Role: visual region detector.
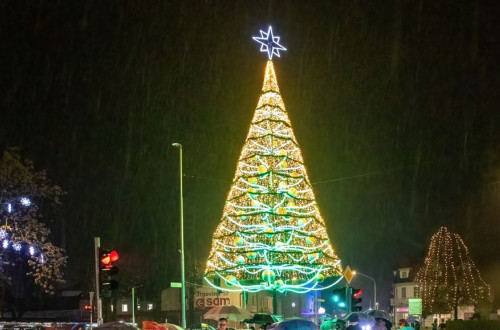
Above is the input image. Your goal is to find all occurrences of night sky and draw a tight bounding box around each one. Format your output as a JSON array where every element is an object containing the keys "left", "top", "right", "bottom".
[{"left": 1, "top": 1, "right": 499, "bottom": 310}]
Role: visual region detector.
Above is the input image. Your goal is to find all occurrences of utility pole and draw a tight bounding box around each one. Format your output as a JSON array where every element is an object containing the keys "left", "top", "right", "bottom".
[
  {"left": 172, "top": 143, "right": 186, "bottom": 329},
  {"left": 94, "top": 237, "right": 103, "bottom": 325},
  {"left": 132, "top": 287, "right": 136, "bottom": 325}
]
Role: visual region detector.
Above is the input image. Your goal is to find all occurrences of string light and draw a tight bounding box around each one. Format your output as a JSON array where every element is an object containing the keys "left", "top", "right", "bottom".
[
  {"left": 415, "top": 227, "right": 490, "bottom": 314},
  {"left": 20, "top": 197, "right": 31, "bottom": 206},
  {"left": 204, "top": 60, "right": 342, "bottom": 293}
]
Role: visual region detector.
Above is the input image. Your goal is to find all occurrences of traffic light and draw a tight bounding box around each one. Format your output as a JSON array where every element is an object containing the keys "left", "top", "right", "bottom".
[
  {"left": 332, "top": 287, "right": 347, "bottom": 308},
  {"left": 351, "top": 288, "right": 362, "bottom": 312},
  {"left": 100, "top": 249, "right": 119, "bottom": 295}
]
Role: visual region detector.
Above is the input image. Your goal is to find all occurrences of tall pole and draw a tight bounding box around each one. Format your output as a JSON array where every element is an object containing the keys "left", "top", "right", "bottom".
[
  {"left": 131, "top": 287, "right": 135, "bottom": 325},
  {"left": 346, "top": 285, "right": 351, "bottom": 315},
  {"left": 94, "top": 237, "right": 103, "bottom": 325},
  {"left": 354, "top": 271, "right": 377, "bottom": 309},
  {"left": 314, "top": 290, "right": 318, "bottom": 324},
  {"left": 172, "top": 143, "right": 186, "bottom": 329}
]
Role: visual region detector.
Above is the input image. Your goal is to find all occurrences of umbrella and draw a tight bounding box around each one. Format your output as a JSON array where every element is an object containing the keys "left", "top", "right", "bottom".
[
  {"left": 204, "top": 305, "right": 253, "bottom": 322},
  {"left": 274, "top": 319, "right": 317, "bottom": 330},
  {"left": 244, "top": 313, "right": 279, "bottom": 325},
  {"left": 405, "top": 316, "right": 419, "bottom": 323},
  {"left": 365, "top": 309, "right": 390, "bottom": 321},
  {"left": 343, "top": 312, "right": 372, "bottom": 323},
  {"left": 97, "top": 322, "right": 138, "bottom": 330},
  {"left": 159, "top": 324, "right": 183, "bottom": 330},
  {"left": 365, "top": 309, "right": 392, "bottom": 327}
]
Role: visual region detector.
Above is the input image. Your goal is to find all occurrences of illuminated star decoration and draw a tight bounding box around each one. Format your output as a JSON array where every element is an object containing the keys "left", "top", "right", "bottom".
[{"left": 253, "top": 26, "right": 287, "bottom": 60}]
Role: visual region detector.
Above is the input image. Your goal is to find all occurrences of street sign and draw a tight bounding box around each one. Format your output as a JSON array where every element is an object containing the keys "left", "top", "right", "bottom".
[
  {"left": 409, "top": 298, "right": 422, "bottom": 315},
  {"left": 171, "top": 282, "right": 182, "bottom": 288},
  {"left": 344, "top": 266, "right": 354, "bottom": 284}
]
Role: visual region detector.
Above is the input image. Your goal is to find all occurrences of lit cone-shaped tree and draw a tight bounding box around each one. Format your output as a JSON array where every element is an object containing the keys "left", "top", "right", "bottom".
[
  {"left": 416, "top": 227, "right": 491, "bottom": 319},
  {"left": 204, "top": 61, "right": 342, "bottom": 293}
]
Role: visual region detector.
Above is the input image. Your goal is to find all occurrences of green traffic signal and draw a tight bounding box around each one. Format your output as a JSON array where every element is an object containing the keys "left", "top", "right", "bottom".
[{"left": 332, "top": 287, "right": 347, "bottom": 308}]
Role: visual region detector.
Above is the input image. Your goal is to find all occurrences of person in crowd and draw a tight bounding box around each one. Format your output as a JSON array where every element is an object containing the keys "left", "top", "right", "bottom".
[
  {"left": 218, "top": 318, "right": 228, "bottom": 330},
  {"left": 373, "top": 319, "right": 389, "bottom": 330}
]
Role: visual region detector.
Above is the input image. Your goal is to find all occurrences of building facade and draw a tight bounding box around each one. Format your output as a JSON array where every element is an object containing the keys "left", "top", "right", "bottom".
[{"left": 391, "top": 267, "right": 418, "bottom": 325}]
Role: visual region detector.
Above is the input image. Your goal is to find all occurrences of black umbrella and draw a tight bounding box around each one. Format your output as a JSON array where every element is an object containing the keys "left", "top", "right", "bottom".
[
  {"left": 244, "top": 313, "right": 279, "bottom": 325},
  {"left": 365, "top": 309, "right": 393, "bottom": 328},
  {"left": 97, "top": 322, "right": 138, "bottom": 330},
  {"left": 343, "top": 312, "right": 373, "bottom": 324}
]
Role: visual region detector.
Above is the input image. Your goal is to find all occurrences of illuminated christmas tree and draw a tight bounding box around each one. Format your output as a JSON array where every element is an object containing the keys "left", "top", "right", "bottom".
[
  {"left": 416, "top": 227, "right": 491, "bottom": 319},
  {"left": 204, "top": 27, "right": 342, "bottom": 294}
]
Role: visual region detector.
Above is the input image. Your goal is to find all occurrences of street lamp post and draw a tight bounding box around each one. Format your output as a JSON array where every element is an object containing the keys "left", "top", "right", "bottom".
[
  {"left": 172, "top": 143, "right": 186, "bottom": 329},
  {"left": 353, "top": 271, "right": 377, "bottom": 309}
]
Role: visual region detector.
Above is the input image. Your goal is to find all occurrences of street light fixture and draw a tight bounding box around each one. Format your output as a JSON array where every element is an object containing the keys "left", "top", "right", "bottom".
[
  {"left": 172, "top": 143, "right": 186, "bottom": 329},
  {"left": 353, "top": 270, "right": 377, "bottom": 309}
]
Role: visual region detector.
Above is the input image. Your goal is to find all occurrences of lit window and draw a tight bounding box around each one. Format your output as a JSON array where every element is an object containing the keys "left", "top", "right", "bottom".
[
  {"left": 122, "top": 304, "right": 128, "bottom": 312},
  {"left": 111, "top": 304, "right": 114, "bottom": 312},
  {"left": 147, "top": 303, "right": 153, "bottom": 310}
]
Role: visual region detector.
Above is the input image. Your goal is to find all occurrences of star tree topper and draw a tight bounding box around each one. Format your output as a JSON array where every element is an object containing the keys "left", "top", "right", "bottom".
[{"left": 253, "top": 26, "right": 287, "bottom": 60}]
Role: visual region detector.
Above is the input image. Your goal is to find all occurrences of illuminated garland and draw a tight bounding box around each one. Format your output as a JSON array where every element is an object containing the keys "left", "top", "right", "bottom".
[
  {"left": 415, "top": 227, "right": 490, "bottom": 314},
  {"left": 204, "top": 61, "right": 342, "bottom": 293}
]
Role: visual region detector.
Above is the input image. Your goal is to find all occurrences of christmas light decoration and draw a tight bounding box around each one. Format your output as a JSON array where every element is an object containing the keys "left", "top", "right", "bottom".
[
  {"left": 204, "top": 58, "right": 342, "bottom": 293},
  {"left": 20, "top": 197, "right": 31, "bottom": 206},
  {"left": 252, "top": 26, "right": 287, "bottom": 60},
  {"left": 415, "top": 227, "right": 491, "bottom": 315}
]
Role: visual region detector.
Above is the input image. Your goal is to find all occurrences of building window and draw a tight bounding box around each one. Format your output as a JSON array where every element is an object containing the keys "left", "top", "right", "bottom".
[
  {"left": 401, "top": 287, "right": 407, "bottom": 298},
  {"left": 122, "top": 304, "right": 128, "bottom": 312},
  {"left": 401, "top": 271, "right": 408, "bottom": 278},
  {"left": 111, "top": 304, "right": 114, "bottom": 312},
  {"left": 147, "top": 303, "right": 153, "bottom": 310}
]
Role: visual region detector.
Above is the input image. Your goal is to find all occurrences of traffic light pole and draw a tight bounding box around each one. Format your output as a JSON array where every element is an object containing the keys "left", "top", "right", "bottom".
[
  {"left": 94, "top": 237, "right": 103, "bottom": 325},
  {"left": 346, "top": 286, "right": 352, "bottom": 314},
  {"left": 354, "top": 271, "right": 377, "bottom": 309}
]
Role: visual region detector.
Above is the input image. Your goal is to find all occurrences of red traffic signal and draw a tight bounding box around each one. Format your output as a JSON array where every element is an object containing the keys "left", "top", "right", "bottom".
[
  {"left": 351, "top": 288, "right": 363, "bottom": 312},
  {"left": 99, "top": 248, "right": 119, "bottom": 294},
  {"left": 84, "top": 305, "right": 92, "bottom": 310},
  {"left": 100, "top": 250, "right": 119, "bottom": 265}
]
